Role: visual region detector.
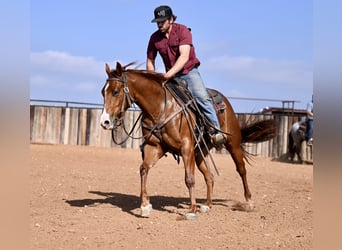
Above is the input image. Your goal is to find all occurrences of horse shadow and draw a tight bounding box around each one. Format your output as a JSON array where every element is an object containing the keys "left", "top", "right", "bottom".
[
  {"left": 273, "top": 153, "right": 313, "bottom": 165},
  {"left": 273, "top": 153, "right": 301, "bottom": 164},
  {"left": 65, "top": 191, "right": 233, "bottom": 217}
]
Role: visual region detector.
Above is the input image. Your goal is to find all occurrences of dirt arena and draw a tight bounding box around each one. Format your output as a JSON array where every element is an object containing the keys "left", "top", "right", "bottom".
[{"left": 30, "top": 144, "right": 313, "bottom": 249}]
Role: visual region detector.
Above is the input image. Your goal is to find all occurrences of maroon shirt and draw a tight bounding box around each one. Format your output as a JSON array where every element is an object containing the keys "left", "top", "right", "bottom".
[{"left": 147, "top": 23, "right": 200, "bottom": 75}]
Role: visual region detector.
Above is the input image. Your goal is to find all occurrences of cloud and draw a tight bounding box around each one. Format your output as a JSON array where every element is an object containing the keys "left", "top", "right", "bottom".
[
  {"left": 30, "top": 50, "right": 108, "bottom": 102},
  {"left": 30, "top": 75, "right": 51, "bottom": 87},
  {"left": 202, "top": 55, "right": 312, "bottom": 86},
  {"left": 31, "top": 50, "right": 105, "bottom": 78},
  {"left": 74, "top": 81, "right": 99, "bottom": 92}
]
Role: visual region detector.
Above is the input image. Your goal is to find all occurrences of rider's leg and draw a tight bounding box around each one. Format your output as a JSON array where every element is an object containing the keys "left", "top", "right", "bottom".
[
  {"left": 178, "top": 67, "right": 226, "bottom": 148},
  {"left": 306, "top": 119, "right": 313, "bottom": 144}
]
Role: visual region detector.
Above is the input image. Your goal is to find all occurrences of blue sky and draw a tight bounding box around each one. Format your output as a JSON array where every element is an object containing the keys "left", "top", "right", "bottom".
[{"left": 30, "top": 0, "right": 313, "bottom": 113}]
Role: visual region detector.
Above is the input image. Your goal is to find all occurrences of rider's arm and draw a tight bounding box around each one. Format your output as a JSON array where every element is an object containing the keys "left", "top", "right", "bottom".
[
  {"left": 146, "top": 58, "right": 155, "bottom": 72},
  {"left": 164, "top": 44, "right": 190, "bottom": 79}
]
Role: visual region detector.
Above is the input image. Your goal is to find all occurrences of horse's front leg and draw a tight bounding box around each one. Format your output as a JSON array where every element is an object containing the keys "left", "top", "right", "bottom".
[
  {"left": 182, "top": 147, "right": 197, "bottom": 216},
  {"left": 296, "top": 139, "right": 304, "bottom": 164},
  {"left": 140, "top": 144, "right": 164, "bottom": 217},
  {"left": 195, "top": 153, "right": 214, "bottom": 212},
  {"left": 139, "top": 162, "right": 152, "bottom": 217}
]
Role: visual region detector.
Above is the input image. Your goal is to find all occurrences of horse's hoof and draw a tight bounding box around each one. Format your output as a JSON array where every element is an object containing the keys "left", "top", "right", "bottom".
[
  {"left": 199, "top": 205, "right": 210, "bottom": 213},
  {"left": 232, "top": 201, "right": 255, "bottom": 212},
  {"left": 244, "top": 202, "right": 255, "bottom": 212},
  {"left": 140, "top": 204, "right": 153, "bottom": 217},
  {"left": 184, "top": 213, "right": 197, "bottom": 220}
]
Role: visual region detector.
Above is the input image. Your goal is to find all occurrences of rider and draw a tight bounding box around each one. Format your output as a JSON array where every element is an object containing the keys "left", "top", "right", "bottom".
[
  {"left": 146, "top": 5, "right": 226, "bottom": 149},
  {"left": 305, "top": 95, "right": 313, "bottom": 145}
]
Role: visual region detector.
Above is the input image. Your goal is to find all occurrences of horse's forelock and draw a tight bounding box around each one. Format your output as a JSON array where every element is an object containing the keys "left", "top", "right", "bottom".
[{"left": 109, "top": 69, "right": 117, "bottom": 77}]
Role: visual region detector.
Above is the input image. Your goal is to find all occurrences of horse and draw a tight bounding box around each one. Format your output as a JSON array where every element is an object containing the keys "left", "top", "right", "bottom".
[
  {"left": 100, "top": 62, "right": 276, "bottom": 219},
  {"left": 288, "top": 120, "right": 306, "bottom": 163}
]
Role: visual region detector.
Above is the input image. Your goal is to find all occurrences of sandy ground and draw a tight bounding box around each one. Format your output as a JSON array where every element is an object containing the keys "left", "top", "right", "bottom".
[{"left": 30, "top": 144, "right": 313, "bottom": 249}]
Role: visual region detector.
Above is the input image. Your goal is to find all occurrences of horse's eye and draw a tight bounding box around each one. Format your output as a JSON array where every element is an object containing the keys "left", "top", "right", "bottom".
[{"left": 112, "top": 89, "right": 120, "bottom": 97}]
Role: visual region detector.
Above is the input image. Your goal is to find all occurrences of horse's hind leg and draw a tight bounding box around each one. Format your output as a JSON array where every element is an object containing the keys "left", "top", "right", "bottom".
[
  {"left": 228, "top": 144, "right": 254, "bottom": 210},
  {"left": 288, "top": 133, "right": 295, "bottom": 161},
  {"left": 289, "top": 147, "right": 295, "bottom": 161},
  {"left": 296, "top": 143, "right": 303, "bottom": 164},
  {"left": 139, "top": 144, "right": 164, "bottom": 217}
]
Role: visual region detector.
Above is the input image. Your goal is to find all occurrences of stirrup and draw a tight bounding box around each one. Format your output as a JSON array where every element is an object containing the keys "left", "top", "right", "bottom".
[{"left": 211, "top": 133, "right": 226, "bottom": 150}]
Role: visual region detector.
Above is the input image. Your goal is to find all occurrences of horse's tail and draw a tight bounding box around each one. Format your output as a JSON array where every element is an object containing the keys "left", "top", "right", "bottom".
[
  {"left": 240, "top": 119, "right": 277, "bottom": 144},
  {"left": 239, "top": 119, "right": 277, "bottom": 165}
]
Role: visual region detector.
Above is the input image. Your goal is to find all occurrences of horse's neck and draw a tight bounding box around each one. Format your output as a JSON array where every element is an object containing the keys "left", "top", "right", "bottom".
[{"left": 129, "top": 77, "right": 166, "bottom": 122}]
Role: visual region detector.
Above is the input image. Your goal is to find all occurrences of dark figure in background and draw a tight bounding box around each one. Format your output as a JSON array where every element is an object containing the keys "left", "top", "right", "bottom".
[{"left": 288, "top": 120, "right": 306, "bottom": 163}]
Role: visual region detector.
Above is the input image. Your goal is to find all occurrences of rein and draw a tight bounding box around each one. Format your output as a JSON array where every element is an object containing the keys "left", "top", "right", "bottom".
[{"left": 108, "top": 72, "right": 182, "bottom": 144}]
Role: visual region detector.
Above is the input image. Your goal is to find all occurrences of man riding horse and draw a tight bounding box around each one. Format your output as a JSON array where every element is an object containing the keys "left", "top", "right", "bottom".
[{"left": 146, "top": 5, "right": 226, "bottom": 150}]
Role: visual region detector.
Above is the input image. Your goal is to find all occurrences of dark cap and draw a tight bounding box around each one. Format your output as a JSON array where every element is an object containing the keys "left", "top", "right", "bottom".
[{"left": 151, "top": 5, "right": 177, "bottom": 23}]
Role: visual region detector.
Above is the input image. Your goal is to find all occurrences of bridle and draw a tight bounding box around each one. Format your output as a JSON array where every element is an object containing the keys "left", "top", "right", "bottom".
[
  {"left": 105, "top": 72, "right": 143, "bottom": 145},
  {"left": 106, "top": 72, "right": 135, "bottom": 116}
]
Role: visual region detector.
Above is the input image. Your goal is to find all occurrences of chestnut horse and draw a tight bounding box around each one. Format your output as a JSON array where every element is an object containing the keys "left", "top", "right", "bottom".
[{"left": 100, "top": 62, "right": 276, "bottom": 219}]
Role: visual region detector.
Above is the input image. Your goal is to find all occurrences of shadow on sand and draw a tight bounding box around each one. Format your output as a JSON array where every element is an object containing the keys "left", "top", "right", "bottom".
[
  {"left": 65, "top": 191, "right": 241, "bottom": 217},
  {"left": 272, "top": 153, "right": 313, "bottom": 165}
]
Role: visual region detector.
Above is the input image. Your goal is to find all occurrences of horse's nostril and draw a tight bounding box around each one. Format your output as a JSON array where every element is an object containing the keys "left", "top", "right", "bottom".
[{"left": 104, "top": 120, "right": 110, "bottom": 125}]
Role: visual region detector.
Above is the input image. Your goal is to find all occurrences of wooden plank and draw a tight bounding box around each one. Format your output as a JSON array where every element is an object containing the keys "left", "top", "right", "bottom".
[
  {"left": 68, "top": 108, "right": 79, "bottom": 145},
  {"left": 29, "top": 105, "right": 311, "bottom": 161}
]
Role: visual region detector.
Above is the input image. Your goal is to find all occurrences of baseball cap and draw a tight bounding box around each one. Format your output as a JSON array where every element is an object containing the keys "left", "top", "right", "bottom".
[{"left": 151, "top": 5, "right": 177, "bottom": 23}]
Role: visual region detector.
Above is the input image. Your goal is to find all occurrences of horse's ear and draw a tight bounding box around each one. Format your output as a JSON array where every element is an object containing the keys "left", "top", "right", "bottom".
[
  {"left": 116, "top": 62, "right": 123, "bottom": 76},
  {"left": 105, "top": 63, "right": 111, "bottom": 75}
]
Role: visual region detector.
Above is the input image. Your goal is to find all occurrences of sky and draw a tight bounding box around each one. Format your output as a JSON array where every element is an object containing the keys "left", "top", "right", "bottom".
[{"left": 30, "top": 0, "right": 313, "bottom": 113}]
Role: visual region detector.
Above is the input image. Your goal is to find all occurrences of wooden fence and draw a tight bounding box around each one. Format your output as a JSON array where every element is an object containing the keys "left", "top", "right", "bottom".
[{"left": 30, "top": 105, "right": 313, "bottom": 161}]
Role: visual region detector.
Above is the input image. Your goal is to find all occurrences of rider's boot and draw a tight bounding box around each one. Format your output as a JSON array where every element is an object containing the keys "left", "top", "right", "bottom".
[{"left": 210, "top": 130, "right": 226, "bottom": 150}]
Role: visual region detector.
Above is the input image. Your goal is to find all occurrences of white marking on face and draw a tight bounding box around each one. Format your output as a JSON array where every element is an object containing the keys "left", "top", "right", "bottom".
[
  {"left": 100, "top": 107, "right": 113, "bottom": 129},
  {"left": 100, "top": 83, "right": 113, "bottom": 129},
  {"left": 104, "top": 82, "right": 109, "bottom": 93}
]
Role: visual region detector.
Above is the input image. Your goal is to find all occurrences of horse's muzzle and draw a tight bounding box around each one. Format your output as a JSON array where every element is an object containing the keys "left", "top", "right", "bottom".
[
  {"left": 101, "top": 120, "right": 113, "bottom": 130},
  {"left": 100, "top": 113, "right": 122, "bottom": 130},
  {"left": 100, "top": 112, "right": 113, "bottom": 130}
]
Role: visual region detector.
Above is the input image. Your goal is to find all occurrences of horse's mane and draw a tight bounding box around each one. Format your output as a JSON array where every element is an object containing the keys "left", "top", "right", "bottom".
[
  {"left": 128, "top": 69, "right": 166, "bottom": 84},
  {"left": 109, "top": 61, "right": 166, "bottom": 85}
]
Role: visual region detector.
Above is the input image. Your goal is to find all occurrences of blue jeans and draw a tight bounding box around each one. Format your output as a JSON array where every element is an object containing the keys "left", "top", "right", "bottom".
[
  {"left": 305, "top": 118, "right": 313, "bottom": 141},
  {"left": 176, "top": 67, "right": 221, "bottom": 129}
]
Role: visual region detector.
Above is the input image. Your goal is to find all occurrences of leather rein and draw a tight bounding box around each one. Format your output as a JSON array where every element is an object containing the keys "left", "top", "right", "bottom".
[{"left": 106, "top": 72, "right": 185, "bottom": 145}]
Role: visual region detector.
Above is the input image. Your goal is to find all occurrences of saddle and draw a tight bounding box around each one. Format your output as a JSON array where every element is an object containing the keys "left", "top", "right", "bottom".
[
  {"left": 165, "top": 77, "right": 196, "bottom": 111},
  {"left": 298, "top": 121, "right": 307, "bottom": 132},
  {"left": 206, "top": 88, "right": 226, "bottom": 113},
  {"left": 165, "top": 77, "right": 226, "bottom": 115}
]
